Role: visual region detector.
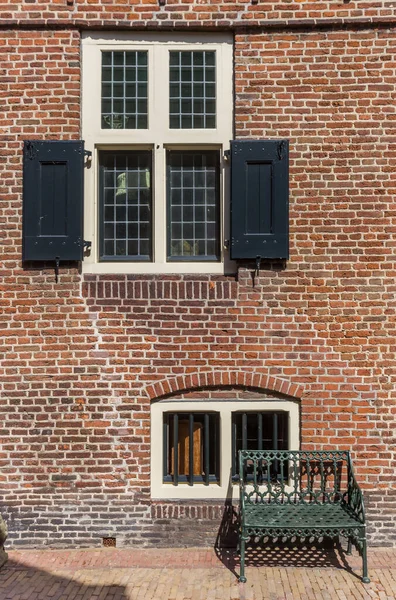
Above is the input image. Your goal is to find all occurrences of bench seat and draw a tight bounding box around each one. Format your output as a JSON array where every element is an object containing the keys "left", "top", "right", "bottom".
[{"left": 244, "top": 502, "right": 363, "bottom": 530}]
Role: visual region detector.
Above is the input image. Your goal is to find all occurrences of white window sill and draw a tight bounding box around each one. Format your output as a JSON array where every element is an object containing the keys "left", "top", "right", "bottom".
[{"left": 82, "top": 259, "right": 236, "bottom": 275}]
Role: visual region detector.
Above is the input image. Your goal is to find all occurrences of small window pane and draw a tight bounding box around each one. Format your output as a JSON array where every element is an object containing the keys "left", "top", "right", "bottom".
[
  {"left": 163, "top": 413, "right": 220, "bottom": 485},
  {"left": 126, "top": 52, "right": 136, "bottom": 66},
  {"left": 99, "top": 151, "right": 152, "bottom": 261},
  {"left": 136, "top": 115, "right": 148, "bottom": 129},
  {"left": 206, "top": 115, "right": 216, "bottom": 129},
  {"left": 104, "top": 240, "right": 114, "bottom": 255},
  {"left": 137, "top": 52, "right": 147, "bottom": 66},
  {"left": 101, "top": 51, "right": 148, "bottom": 130},
  {"left": 167, "top": 151, "right": 220, "bottom": 261},
  {"left": 169, "top": 51, "right": 216, "bottom": 129},
  {"left": 102, "top": 53, "right": 112, "bottom": 66}
]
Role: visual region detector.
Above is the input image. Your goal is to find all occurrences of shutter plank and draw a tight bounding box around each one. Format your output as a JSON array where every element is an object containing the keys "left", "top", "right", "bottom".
[
  {"left": 246, "top": 162, "right": 272, "bottom": 235},
  {"left": 40, "top": 163, "right": 68, "bottom": 236}
]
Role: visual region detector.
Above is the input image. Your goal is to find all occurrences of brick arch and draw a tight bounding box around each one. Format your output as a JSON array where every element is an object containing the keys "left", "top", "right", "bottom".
[{"left": 145, "top": 371, "right": 303, "bottom": 401}]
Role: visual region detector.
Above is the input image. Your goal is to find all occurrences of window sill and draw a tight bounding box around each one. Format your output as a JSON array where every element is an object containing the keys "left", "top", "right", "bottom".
[
  {"left": 151, "top": 483, "right": 232, "bottom": 500},
  {"left": 82, "top": 260, "right": 235, "bottom": 275}
]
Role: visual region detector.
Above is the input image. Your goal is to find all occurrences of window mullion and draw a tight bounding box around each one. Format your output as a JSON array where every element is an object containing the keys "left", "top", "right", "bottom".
[
  {"left": 153, "top": 146, "right": 166, "bottom": 263},
  {"left": 173, "top": 413, "right": 179, "bottom": 486},
  {"left": 151, "top": 45, "right": 167, "bottom": 265},
  {"left": 204, "top": 413, "right": 210, "bottom": 486},
  {"left": 189, "top": 413, "right": 194, "bottom": 486}
]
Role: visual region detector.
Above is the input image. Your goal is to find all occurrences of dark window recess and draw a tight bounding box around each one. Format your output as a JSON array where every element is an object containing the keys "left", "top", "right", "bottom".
[
  {"left": 101, "top": 50, "right": 148, "bottom": 130},
  {"left": 169, "top": 50, "right": 216, "bottom": 130},
  {"left": 23, "top": 140, "right": 85, "bottom": 262},
  {"left": 163, "top": 412, "right": 220, "bottom": 486},
  {"left": 99, "top": 150, "right": 152, "bottom": 261},
  {"left": 230, "top": 140, "right": 289, "bottom": 260},
  {"left": 167, "top": 150, "right": 220, "bottom": 261},
  {"left": 232, "top": 412, "right": 288, "bottom": 482}
]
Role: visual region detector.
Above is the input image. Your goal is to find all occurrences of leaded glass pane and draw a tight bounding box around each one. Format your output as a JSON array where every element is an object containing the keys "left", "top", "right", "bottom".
[
  {"left": 169, "top": 51, "right": 216, "bottom": 129},
  {"left": 100, "top": 151, "right": 152, "bottom": 261},
  {"left": 101, "top": 51, "right": 148, "bottom": 129},
  {"left": 167, "top": 151, "right": 220, "bottom": 260}
]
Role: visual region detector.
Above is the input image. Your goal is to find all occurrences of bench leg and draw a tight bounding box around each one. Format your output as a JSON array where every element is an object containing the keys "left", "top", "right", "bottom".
[
  {"left": 239, "top": 536, "right": 247, "bottom": 583},
  {"left": 361, "top": 537, "right": 370, "bottom": 584},
  {"left": 347, "top": 538, "right": 352, "bottom": 555}
]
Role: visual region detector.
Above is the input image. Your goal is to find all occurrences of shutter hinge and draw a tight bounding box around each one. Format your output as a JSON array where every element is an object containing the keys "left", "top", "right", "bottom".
[
  {"left": 255, "top": 255, "right": 261, "bottom": 276},
  {"left": 25, "top": 141, "right": 38, "bottom": 160},
  {"left": 252, "top": 255, "right": 261, "bottom": 288},
  {"left": 55, "top": 256, "right": 60, "bottom": 283},
  {"left": 277, "top": 141, "right": 286, "bottom": 161},
  {"left": 223, "top": 150, "right": 230, "bottom": 161},
  {"left": 83, "top": 240, "right": 92, "bottom": 254},
  {"left": 84, "top": 149, "right": 92, "bottom": 168}
]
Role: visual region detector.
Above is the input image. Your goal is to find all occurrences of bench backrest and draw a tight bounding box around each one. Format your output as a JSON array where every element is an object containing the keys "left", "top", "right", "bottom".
[{"left": 239, "top": 450, "right": 352, "bottom": 505}]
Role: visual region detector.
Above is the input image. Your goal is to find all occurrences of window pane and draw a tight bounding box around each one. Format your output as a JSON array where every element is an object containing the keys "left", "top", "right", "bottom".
[
  {"left": 231, "top": 412, "right": 289, "bottom": 481},
  {"left": 169, "top": 51, "right": 216, "bottom": 129},
  {"left": 167, "top": 151, "right": 220, "bottom": 261},
  {"left": 99, "top": 151, "right": 152, "bottom": 261},
  {"left": 163, "top": 413, "right": 219, "bottom": 485},
  {"left": 101, "top": 51, "right": 148, "bottom": 129}
]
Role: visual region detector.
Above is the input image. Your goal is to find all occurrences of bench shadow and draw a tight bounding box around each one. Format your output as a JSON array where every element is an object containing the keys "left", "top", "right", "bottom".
[
  {"left": 0, "top": 559, "right": 128, "bottom": 600},
  {"left": 214, "top": 499, "right": 359, "bottom": 581}
]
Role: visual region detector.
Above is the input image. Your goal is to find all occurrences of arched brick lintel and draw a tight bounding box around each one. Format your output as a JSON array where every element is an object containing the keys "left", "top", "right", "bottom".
[{"left": 145, "top": 371, "right": 304, "bottom": 401}]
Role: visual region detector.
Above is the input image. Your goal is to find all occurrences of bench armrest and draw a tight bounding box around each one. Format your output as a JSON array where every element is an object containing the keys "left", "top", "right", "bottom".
[
  {"left": 239, "top": 453, "right": 246, "bottom": 517},
  {"left": 347, "top": 456, "right": 366, "bottom": 523},
  {"left": 239, "top": 482, "right": 246, "bottom": 520}
]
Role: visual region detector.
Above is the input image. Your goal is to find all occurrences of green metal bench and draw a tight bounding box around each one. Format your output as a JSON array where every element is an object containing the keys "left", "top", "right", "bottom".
[{"left": 238, "top": 450, "right": 369, "bottom": 583}]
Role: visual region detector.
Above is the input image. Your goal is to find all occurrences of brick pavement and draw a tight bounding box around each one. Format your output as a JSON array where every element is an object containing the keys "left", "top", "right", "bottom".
[{"left": 0, "top": 545, "right": 395, "bottom": 600}]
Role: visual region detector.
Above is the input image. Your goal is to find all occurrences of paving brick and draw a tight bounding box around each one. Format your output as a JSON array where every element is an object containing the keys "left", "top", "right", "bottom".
[{"left": 0, "top": 547, "right": 395, "bottom": 600}]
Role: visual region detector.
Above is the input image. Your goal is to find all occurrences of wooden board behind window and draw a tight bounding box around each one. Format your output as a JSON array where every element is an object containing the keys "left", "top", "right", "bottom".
[{"left": 170, "top": 420, "right": 203, "bottom": 476}]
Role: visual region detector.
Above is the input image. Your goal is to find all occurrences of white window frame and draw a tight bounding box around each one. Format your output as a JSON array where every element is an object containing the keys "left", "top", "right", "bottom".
[
  {"left": 81, "top": 32, "right": 234, "bottom": 274},
  {"left": 150, "top": 399, "right": 300, "bottom": 500}
]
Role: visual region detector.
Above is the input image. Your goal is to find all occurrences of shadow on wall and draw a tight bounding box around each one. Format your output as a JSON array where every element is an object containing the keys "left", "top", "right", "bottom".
[{"left": 0, "top": 559, "right": 128, "bottom": 600}]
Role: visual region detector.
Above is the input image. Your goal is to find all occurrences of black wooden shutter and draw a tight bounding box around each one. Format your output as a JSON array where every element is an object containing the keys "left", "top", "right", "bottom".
[
  {"left": 23, "top": 140, "right": 85, "bottom": 261},
  {"left": 230, "top": 140, "right": 289, "bottom": 260}
]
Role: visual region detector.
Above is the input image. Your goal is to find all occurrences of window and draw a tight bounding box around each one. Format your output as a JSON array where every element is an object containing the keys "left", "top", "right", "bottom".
[
  {"left": 82, "top": 33, "right": 233, "bottom": 274},
  {"left": 151, "top": 399, "right": 299, "bottom": 499}
]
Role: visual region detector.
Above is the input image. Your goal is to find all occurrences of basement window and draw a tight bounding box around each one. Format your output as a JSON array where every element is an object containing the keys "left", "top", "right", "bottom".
[{"left": 151, "top": 399, "right": 300, "bottom": 500}]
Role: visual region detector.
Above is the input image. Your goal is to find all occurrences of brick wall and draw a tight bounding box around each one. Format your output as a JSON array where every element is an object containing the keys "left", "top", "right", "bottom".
[
  {"left": 0, "top": 0, "right": 395, "bottom": 28},
  {"left": 0, "top": 14, "right": 396, "bottom": 548}
]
